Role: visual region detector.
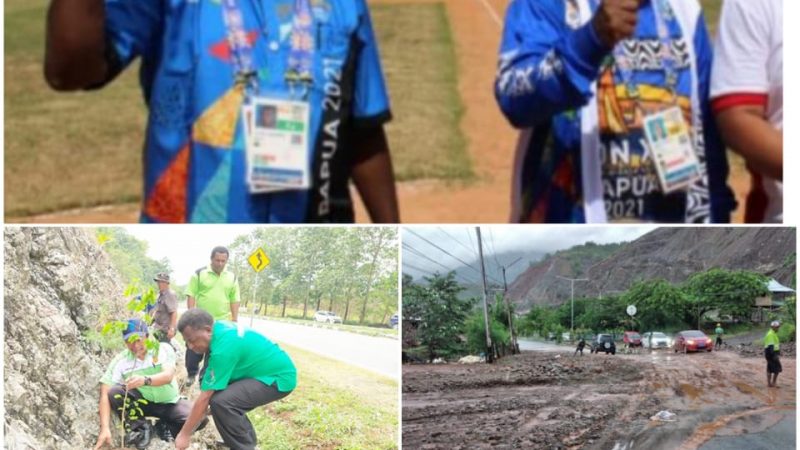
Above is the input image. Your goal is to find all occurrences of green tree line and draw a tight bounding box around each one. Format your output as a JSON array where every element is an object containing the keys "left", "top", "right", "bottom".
[{"left": 228, "top": 227, "right": 398, "bottom": 327}]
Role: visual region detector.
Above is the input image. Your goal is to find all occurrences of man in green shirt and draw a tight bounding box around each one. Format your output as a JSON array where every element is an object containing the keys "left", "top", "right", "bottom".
[
  {"left": 184, "top": 246, "right": 241, "bottom": 387},
  {"left": 714, "top": 323, "right": 724, "bottom": 350},
  {"left": 174, "top": 309, "right": 296, "bottom": 450},
  {"left": 764, "top": 320, "right": 782, "bottom": 388},
  {"left": 93, "top": 319, "right": 206, "bottom": 449}
]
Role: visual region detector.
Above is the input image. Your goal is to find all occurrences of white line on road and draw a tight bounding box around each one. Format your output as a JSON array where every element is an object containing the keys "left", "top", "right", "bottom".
[{"left": 476, "top": 0, "right": 504, "bottom": 28}]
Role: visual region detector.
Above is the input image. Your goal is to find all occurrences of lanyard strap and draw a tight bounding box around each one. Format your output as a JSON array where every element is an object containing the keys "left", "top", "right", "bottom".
[
  {"left": 220, "top": 0, "right": 316, "bottom": 94},
  {"left": 221, "top": 0, "right": 257, "bottom": 90},
  {"left": 286, "top": 0, "right": 315, "bottom": 86},
  {"left": 588, "top": 0, "right": 678, "bottom": 95}
]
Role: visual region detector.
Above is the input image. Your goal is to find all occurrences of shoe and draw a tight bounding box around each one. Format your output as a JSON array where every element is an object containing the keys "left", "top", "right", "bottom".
[
  {"left": 184, "top": 376, "right": 195, "bottom": 388},
  {"left": 154, "top": 421, "right": 174, "bottom": 442},
  {"left": 124, "top": 423, "right": 152, "bottom": 449}
]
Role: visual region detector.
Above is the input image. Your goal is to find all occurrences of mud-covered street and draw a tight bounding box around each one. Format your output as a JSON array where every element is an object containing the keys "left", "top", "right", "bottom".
[{"left": 402, "top": 349, "right": 795, "bottom": 449}]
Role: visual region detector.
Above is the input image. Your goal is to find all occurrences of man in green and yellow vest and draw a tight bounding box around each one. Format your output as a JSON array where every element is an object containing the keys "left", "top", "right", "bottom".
[
  {"left": 764, "top": 320, "right": 782, "bottom": 388},
  {"left": 184, "top": 246, "right": 241, "bottom": 388},
  {"left": 174, "top": 309, "right": 296, "bottom": 450},
  {"left": 93, "top": 319, "right": 206, "bottom": 449}
]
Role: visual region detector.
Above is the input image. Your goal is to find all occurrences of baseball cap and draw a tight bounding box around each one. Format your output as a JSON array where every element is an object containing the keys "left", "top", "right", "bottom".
[
  {"left": 770, "top": 320, "right": 781, "bottom": 327},
  {"left": 153, "top": 272, "right": 170, "bottom": 283},
  {"left": 122, "top": 319, "right": 149, "bottom": 341}
]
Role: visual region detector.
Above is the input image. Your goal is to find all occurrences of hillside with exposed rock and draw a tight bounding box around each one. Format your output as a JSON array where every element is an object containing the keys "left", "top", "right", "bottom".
[{"left": 507, "top": 227, "right": 796, "bottom": 312}]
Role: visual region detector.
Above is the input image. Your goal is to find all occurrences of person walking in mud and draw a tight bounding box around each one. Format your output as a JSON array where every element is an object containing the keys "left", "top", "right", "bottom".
[
  {"left": 574, "top": 337, "right": 586, "bottom": 356},
  {"left": 714, "top": 323, "right": 724, "bottom": 350},
  {"left": 764, "top": 320, "right": 782, "bottom": 388}
]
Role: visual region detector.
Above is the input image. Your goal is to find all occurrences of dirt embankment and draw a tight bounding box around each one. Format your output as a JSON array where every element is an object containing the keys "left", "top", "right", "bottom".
[{"left": 403, "top": 350, "right": 795, "bottom": 449}]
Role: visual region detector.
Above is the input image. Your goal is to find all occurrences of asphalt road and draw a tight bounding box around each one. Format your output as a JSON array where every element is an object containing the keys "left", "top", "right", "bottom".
[
  {"left": 517, "top": 338, "right": 573, "bottom": 352},
  {"left": 243, "top": 316, "right": 399, "bottom": 381}
]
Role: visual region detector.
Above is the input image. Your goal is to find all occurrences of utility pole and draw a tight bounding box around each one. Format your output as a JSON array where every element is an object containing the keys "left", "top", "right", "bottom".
[
  {"left": 556, "top": 276, "right": 589, "bottom": 338},
  {"left": 502, "top": 257, "right": 523, "bottom": 354},
  {"left": 476, "top": 227, "right": 494, "bottom": 363}
]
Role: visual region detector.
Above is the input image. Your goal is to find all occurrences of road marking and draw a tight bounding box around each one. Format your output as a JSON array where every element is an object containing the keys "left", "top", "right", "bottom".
[{"left": 476, "top": 0, "right": 503, "bottom": 28}]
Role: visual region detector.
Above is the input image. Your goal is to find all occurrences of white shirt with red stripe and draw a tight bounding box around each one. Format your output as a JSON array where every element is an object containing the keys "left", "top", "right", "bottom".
[{"left": 710, "top": 0, "right": 782, "bottom": 223}]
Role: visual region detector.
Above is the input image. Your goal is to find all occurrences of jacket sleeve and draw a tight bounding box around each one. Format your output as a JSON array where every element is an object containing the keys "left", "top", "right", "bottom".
[
  {"left": 494, "top": 0, "right": 610, "bottom": 128},
  {"left": 693, "top": 13, "right": 736, "bottom": 222}
]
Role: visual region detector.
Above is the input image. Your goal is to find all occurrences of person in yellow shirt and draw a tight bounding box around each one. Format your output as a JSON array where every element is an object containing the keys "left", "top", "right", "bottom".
[{"left": 764, "top": 320, "right": 782, "bottom": 388}]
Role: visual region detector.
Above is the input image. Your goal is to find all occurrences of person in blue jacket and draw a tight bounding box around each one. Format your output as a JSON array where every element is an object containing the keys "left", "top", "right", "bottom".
[
  {"left": 44, "top": 0, "right": 399, "bottom": 224},
  {"left": 495, "top": 0, "right": 735, "bottom": 223}
]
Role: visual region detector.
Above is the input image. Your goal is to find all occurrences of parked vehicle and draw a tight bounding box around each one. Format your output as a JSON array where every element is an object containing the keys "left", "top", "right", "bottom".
[
  {"left": 390, "top": 314, "right": 399, "bottom": 329},
  {"left": 623, "top": 331, "right": 643, "bottom": 347},
  {"left": 314, "top": 310, "right": 343, "bottom": 324},
  {"left": 641, "top": 331, "right": 671, "bottom": 349},
  {"left": 673, "top": 330, "right": 713, "bottom": 353},
  {"left": 590, "top": 334, "right": 616, "bottom": 355}
]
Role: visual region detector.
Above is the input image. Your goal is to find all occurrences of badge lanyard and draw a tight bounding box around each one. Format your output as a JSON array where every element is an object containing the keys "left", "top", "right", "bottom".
[
  {"left": 589, "top": 0, "right": 678, "bottom": 100},
  {"left": 221, "top": 0, "right": 316, "bottom": 100}
]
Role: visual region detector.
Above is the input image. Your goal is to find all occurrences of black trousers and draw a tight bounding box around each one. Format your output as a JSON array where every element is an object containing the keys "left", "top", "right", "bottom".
[
  {"left": 185, "top": 348, "right": 210, "bottom": 381},
  {"left": 210, "top": 379, "right": 292, "bottom": 450},
  {"left": 107, "top": 385, "right": 191, "bottom": 437}
]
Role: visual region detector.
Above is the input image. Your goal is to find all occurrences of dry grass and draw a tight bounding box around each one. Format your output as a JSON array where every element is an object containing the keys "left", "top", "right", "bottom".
[
  {"left": 4, "top": 0, "right": 147, "bottom": 217},
  {"left": 372, "top": 2, "right": 472, "bottom": 181}
]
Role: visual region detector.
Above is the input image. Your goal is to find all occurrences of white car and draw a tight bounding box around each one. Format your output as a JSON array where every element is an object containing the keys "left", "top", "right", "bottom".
[
  {"left": 314, "top": 311, "right": 342, "bottom": 324},
  {"left": 642, "top": 331, "right": 671, "bottom": 349}
]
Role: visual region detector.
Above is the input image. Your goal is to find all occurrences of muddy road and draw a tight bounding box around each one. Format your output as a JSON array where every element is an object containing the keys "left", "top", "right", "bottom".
[{"left": 402, "top": 350, "right": 795, "bottom": 449}]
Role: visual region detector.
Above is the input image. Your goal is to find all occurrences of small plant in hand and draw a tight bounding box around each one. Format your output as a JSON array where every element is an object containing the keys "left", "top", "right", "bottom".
[{"left": 99, "top": 282, "right": 159, "bottom": 448}]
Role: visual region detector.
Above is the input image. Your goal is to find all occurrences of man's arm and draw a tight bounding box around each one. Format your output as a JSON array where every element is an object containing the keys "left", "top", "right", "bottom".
[
  {"left": 93, "top": 384, "right": 113, "bottom": 450},
  {"left": 44, "top": 0, "right": 109, "bottom": 90},
  {"left": 125, "top": 365, "right": 176, "bottom": 391},
  {"left": 187, "top": 296, "right": 196, "bottom": 309},
  {"left": 175, "top": 389, "right": 214, "bottom": 450},
  {"left": 230, "top": 303, "right": 240, "bottom": 322},
  {"left": 715, "top": 106, "right": 782, "bottom": 180},
  {"left": 351, "top": 126, "right": 399, "bottom": 223},
  {"left": 168, "top": 311, "right": 178, "bottom": 339}
]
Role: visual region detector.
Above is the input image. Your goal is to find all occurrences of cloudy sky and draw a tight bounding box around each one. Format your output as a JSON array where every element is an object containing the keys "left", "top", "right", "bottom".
[
  {"left": 402, "top": 225, "right": 656, "bottom": 277},
  {"left": 127, "top": 225, "right": 262, "bottom": 285}
]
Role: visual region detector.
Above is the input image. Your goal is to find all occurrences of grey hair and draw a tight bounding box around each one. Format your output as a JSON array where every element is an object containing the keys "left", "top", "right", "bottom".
[{"left": 178, "top": 308, "right": 214, "bottom": 333}]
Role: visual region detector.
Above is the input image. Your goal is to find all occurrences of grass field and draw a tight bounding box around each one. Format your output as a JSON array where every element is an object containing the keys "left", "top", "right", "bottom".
[
  {"left": 4, "top": 1, "right": 471, "bottom": 217},
  {"left": 249, "top": 343, "right": 398, "bottom": 449}
]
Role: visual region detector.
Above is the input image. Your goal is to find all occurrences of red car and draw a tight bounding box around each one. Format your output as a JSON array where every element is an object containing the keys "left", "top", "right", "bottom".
[
  {"left": 673, "top": 330, "right": 714, "bottom": 353},
  {"left": 623, "top": 331, "right": 643, "bottom": 347}
]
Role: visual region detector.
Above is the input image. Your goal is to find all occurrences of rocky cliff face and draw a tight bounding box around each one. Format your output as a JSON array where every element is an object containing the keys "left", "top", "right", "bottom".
[
  {"left": 508, "top": 227, "right": 796, "bottom": 311},
  {"left": 4, "top": 227, "right": 126, "bottom": 449}
]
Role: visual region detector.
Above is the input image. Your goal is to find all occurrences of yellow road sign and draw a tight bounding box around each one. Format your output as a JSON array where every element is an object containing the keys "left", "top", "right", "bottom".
[{"left": 248, "top": 248, "right": 270, "bottom": 272}]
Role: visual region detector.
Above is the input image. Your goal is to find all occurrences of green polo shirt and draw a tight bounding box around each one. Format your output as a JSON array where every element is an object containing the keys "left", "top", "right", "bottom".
[
  {"left": 201, "top": 321, "right": 297, "bottom": 393},
  {"left": 100, "top": 343, "right": 179, "bottom": 404},
  {"left": 185, "top": 265, "right": 240, "bottom": 320},
  {"left": 764, "top": 329, "right": 780, "bottom": 351}
]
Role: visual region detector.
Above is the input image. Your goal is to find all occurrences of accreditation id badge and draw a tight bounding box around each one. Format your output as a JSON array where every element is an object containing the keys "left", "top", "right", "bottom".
[
  {"left": 643, "top": 106, "right": 702, "bottom": 194},
  {"left": 244, "top": 97, "right": 311, "bottom": 192}
]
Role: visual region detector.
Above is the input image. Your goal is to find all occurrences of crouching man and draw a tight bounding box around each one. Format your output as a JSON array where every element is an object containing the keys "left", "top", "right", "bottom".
[
  {"left": 94, "top": 319, "right": 203, "bottom": 449},
  {"left": 175, "top": 309, "right": 297, "bottom": 450}
]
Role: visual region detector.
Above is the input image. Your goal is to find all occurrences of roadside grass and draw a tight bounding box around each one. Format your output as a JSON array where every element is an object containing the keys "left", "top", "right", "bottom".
[
  {"left": 372, "top": 2, "right": 473, "bottom": 182},
  {"left": 4, "top": 0, "right": 146, "bottom": 217},
  {"left": 249, "top": 343, "right": 398, "bottom": 449},
  {"left": 5, "top": 0, "right": 472, "bottom": 218}
]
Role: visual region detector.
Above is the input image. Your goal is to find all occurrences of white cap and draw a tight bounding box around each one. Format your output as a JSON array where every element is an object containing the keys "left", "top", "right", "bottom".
[{"left": 771, "top": 320, "right": 781, "bottom": 327}]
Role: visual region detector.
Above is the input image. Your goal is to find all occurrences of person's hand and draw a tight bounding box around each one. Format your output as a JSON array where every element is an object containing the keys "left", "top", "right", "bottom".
[
  {"left": 125, "top": 376, "right": 146, "bottom": 391},
  {"left": 168, "top": 328, "right": 176, "bottom": 340},
  {"left": 592, "top": 0, "right": 640, "bottom": 48},
  {"left": 93, "top": 427, "right": 112, "bottom": 450},
  {"left": 175, "top": 431, "right": 191, "bottom": 450}
]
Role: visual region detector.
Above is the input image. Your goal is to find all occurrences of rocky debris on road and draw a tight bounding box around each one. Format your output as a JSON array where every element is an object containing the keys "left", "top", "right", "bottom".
[
  {"left": 725, "top": 341, "right": 796, "bottom": 358},
  {"left": 458, "top": 355, "right": 484, "bottom": 364}
]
